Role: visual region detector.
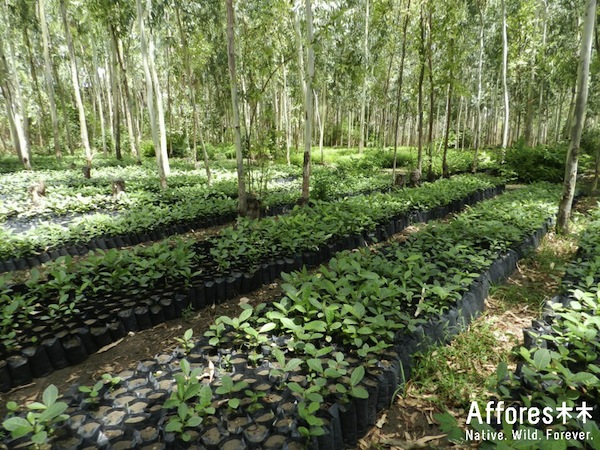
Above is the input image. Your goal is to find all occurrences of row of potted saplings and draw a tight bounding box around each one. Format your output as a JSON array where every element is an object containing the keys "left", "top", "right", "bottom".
[
  {"left": 1, "top": 185, "right": 556, "bottom": 449},
  {"left": 0, "top": 181, "right": 504, "bottom": 392}
]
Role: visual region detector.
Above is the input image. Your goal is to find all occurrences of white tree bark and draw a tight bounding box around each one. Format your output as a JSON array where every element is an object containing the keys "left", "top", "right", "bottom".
[
  {"left": 501, "top": 0, "right": 510, "bottom": 154},
  {"left": 38, "top": 0, "right": 61, "bottom": 158},
  {"left": 137, "top": 0, "right": 169, "bottom": 188},
  {"left": 60, "top": 0, "right": 92, "bottom": 169},
  {"left": 556, "top": 0, "right": 596, "bottom": 233}
]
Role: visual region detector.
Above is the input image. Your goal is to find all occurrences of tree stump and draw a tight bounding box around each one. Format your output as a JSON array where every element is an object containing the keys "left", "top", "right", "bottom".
[
  {"left": 394, "top": 173, "right": 406, "bottom": 188},
  {"left": 409, "top": 169, "right": 422, "bottom": 187},
  {"left": 28, "top": 181, "right": 46, "bottom": 207},
  {"left": 246, "top": 193, "right": 262, "bottom": 220},
  {"left": 112, "top": 179, "right": 126, "bottom": 199}
]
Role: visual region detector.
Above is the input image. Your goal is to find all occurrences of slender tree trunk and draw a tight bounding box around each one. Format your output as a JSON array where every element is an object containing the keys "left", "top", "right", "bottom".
[
  {"left": 137, "top": 0, "right": 168, "bottom": 188},
  {"left": 92, "top": 47, "right": 108, "bottom": 156},
  {"left": 501, "top": 0, "right": 510, "bottom": 157},
  {"left": 147, "top": 8, "right": 169, "bottom": 179},
  {"left": 282, "top": 58, "right": 291, "bottom": 165},
  {"left": 60, "top": 0, "right": 92, "bottom": 170},
  {"left": 473, "top": 7, "right": 485, "bottom": 171},
  {"left": 38, "top": 0, "right": 61, "bottom": 158},
  {"left": 358, "top": 0, "right": 369, "bottom": 153},
  {"left": 557, "top": 0, "right": 596, "bottom": 233},
  {"left": 226, "top": 0, "right": 247, "bottom": 215},
  {"left": 416, "top": 5, "right": 426, "bottom": 174},
  {"left": 535, "top": 0, "right": 548, "bottom": 146},
  {"left": 393, "top": 0, "right": 411, "bottom": 184},
  {"left": 113, "top": 33, "right": 139, "bottom": 161},
  {"left": 0, "top": 39, "right": 31, "bottom": 169},
  {"left": 300, "top": 0, "right": 315, "bottom": 205},
  {"left": 442, "top": 41, "right": 454, "bottom": 179},
  {"left": 426, "top": 7, "right": 434, "bottom": 180},
  {"left": 455, "top": 96, "right": 463, "bottom": 149},
  {"left": 175, "top": 5, "right": 210, "bottom": 183},
  {"left": 110, "top": 38, "right": 121, "bottom": 160},
  {"left": 22, "top": 27, "right": 43, "bottom": 148}
]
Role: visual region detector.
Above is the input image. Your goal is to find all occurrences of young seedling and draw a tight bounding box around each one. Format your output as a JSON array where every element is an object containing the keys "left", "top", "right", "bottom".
[
  {"left": 2, "top": 385, "right": 69, "bottom": 447},
  {"left": 174, "top": 328, "right": 195, "bottom": 355},
  {"left": 215, "top": 375, "right": 248, "bottom": 410}
]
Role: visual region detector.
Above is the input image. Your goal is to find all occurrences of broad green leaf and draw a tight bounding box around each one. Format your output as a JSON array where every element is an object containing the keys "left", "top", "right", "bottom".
[
  {"left": 351, "top": 365, "right": 365, "bottom": 387},
  {"left": 42, "top": 385, "right": 59, "bottom": 406}
]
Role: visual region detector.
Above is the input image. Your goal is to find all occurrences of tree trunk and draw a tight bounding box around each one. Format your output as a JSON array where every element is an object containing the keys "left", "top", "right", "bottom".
[
  {"left": 392, "top": 0, "right": 411, "bottom": 184},
  {"left": 300, "top": 0, "right": 315, "bottom": 205},
  {"left": 473, "top": 6, "right": 485, "bottom": 171},
  {"left": 416, "top": 4, "right": 426, "bottom": 174},
  {"left": 557, "top": 0, "right": 596, "bottom": 233},
  {"left": 175, "top": 5, "right": 210, "bottom": 183},
  {"left": 226, "top": 0, "right": 247, "bottom": 215},
  {"left": 0, "top": 31, "right": 31, "bottom": 169},
  {"left": 60, "top": 0, "right": 92, "bottom": 170},
  {"left": 110, "top": 38, "right": 121, "bottom": 160},
  {"left": 38, "top": 0, "right": 61, "bottom": 158},
  {"left": 358, "top": 0, "right": 369, "bottom": 154},
  {"left": 442, "top": 39, "right": 454, "bottom": 179},
  {"left": 501, "top": 0, "right": 510, "bottom": 157},
  {"left": 282, "top": 58, "right": 291, "bottom": 166},
  {"left": 426, "top": 7, "right": 434, "bottom": 180},
  {"left": 137, "top": 0, "right": 169, "bottom": 188}
]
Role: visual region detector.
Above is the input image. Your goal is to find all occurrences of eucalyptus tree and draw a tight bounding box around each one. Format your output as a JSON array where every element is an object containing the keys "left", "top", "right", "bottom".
[
  {"left": 137, "top": 0, "right": 169, "bottom": 188},
  {"left": 0, "top": 34, "right": 31, "bottom": 168},
  {"left": 556, "top": 0, "right": 596, "bottom": 234},
  {"left": 60, "top": 0, "right": 92, "bottom": 173},
  {"left": 0, "top": 1, "right": 31, "bottom": 168},
  {"left": 173, "top": 1, "right": 212, "bottom": 183},
  {"left": 226, "top": 0, "right": 247, "bottom": 215},
  {"left": 38, "top": 0, "right": 61, "bottom": 158},
  {"left": 301, "top": 0, "right": 315, "bottom": 205},
  {"left": 500, "top": 0, "right": 509, "bottom": 152},
  {"left": 357, "top": 0, "right": 369, "bottom": 153}
]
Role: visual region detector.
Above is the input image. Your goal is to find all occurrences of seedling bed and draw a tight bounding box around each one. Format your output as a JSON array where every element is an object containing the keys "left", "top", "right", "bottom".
[
  {"left": 0, "top": 183, "right": 560, "bottom": 449},
  {"left": 0, "top": 177, "right": 504, "bottom": 390}
]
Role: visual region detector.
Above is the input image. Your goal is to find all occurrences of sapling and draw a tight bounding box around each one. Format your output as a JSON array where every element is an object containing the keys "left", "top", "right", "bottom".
[{"left": 2, "top": 385, "right": 69, "bottom": 447}]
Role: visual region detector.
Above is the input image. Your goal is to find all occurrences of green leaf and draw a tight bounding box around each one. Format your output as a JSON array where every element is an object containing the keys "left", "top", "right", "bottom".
[
  {"left": 165, "top": 419, "right": 182, "bottom": 432},
  {"left": 27, "top": 402, "right": 47, "bottom": 410},
  {"left": 533, "top": 349, "right": 551, "bottom": 371},
  {"left": 42, "top": 384, "right": 59, "bottom": 406},
  {"left": 307, "top": 359, "right": 323, "bottom": 374},
  {"left": 31, "top": 430, "right": 48, "bottom": 445},
  {"left": 239, "top": 308, "right": 253, "bottom": 323},
  {"left": 350, "top": 386, "right": 369, "bottom": 399},
  {"left": 3, "top": 416, "right": 32, "bottom": 434},
  {"left": 186, "top": 415, "right": 203, "bottom": 428},
  {"left": 38, "top": 402, "right": 68, "bottom": 423},
  {"left": 258, "top": 322, "right": 276, "bottom": 333},
  {"left": 351, "top": 365, "right": 365, "bottom": 387}
]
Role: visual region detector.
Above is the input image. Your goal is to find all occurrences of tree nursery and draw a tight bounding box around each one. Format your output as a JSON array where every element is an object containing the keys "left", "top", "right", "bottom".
[{"left": 0, "top": 0, "right": 599, "bottom": 449}]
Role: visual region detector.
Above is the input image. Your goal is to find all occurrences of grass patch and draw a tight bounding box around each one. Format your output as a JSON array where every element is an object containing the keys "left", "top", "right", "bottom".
[
  {"left": 406, "top": 224, "right": 584, "bottom": 412},
  {"left": 409, "top": 320, "right": 506, "bottom": 410}
]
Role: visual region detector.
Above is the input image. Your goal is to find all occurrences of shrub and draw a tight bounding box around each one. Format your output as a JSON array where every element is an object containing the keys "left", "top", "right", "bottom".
[{"left": 503, "top": 143, "right": 567, "bottom": 183}]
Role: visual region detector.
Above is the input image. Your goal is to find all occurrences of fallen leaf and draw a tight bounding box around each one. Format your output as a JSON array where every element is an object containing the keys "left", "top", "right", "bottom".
[
  {"left": 97, "top": 338, "right": 123, "bottom": 354},
  {"left": 376, "top": 413, "right": 388, "bottom": 428}
]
